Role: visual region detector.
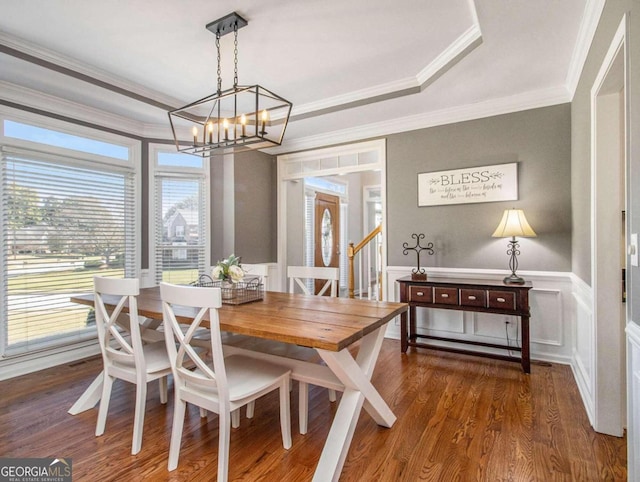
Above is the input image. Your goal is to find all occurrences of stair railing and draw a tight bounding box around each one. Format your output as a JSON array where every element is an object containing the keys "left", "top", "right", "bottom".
[{"left": 347, "top": 224, "right": 382, "bottom": 299}]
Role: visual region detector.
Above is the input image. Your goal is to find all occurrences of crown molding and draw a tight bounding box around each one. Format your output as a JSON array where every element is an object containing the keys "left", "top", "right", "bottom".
[
  {"left": 291, "top": 1, "right": 482, "bottom": 121},
  {"left": 415, "top": 22, "right": 482, "bottom": 87},
  {"left": 291, "top": 76, "right": 418, "bottom": 119},
  {"left": 0, "top": 80, "right": 146, "bottom": 135},
  {"left": 0, "top": 31, "right": 184, "bottom": 110},
  {"left": 565, "top": 0, "right": 606, "bottom": 99},
  {"left": 2, "top": 80, "right": 572, "bottom": 156},
  {"left": 139, "top": 122, "right": 176, "bottom": 140},
  {"left": 267, "top": 85, "right": 571, "bottom": 155}
]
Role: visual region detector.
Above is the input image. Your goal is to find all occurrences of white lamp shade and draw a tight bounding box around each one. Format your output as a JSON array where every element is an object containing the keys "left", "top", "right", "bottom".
[{"left": 492, "top": 209, "right": 537, "bottom": 238}]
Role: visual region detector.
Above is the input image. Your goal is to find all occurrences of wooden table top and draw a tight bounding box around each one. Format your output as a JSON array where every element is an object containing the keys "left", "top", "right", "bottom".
[{"left": 71, "top": 287, "right": 408, "bottom": 352}]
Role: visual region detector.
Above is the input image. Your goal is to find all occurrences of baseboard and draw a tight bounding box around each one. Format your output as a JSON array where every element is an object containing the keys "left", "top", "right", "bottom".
[{"left": 0, "top": 341, "right": 100, "bottom": 381}]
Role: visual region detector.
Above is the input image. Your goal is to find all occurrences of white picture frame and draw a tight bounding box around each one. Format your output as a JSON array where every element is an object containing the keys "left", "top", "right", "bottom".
[{"left": 418, "top": 162, "right": 518, "bottom": 207}]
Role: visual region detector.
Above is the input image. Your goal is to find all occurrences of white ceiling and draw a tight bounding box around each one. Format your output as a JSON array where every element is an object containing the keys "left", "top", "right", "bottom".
[{"left": 0, "top": 0, "right": 594, "bottom": 153}]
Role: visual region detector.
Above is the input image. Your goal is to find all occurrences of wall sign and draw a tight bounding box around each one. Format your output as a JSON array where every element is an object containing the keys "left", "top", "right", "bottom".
[{"left": 418, "top": 162, "right": 518, "bottom": 206}]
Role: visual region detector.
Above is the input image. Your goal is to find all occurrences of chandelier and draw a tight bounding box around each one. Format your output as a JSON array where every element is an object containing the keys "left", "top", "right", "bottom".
[{"left": 168, "top": 12, "right": 292, "bottom": 157}]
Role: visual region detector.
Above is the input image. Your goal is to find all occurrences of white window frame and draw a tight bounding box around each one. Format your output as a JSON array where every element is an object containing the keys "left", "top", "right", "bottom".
[
  {"left": 0, "top": 107, "right": 141, "bottom": 371},
  {"left": 148, "top": 144, "right": 210, "bottom": 288}
]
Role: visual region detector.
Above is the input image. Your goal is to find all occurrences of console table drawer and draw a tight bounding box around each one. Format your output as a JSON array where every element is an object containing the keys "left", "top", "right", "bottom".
[
  {"left": 409, "top": 286, "right": 432, "bottom": 303},
  {"left": 434, "top": 287, "right": 458, "bottom": 305},
  {"left": 488, "top": 290, "right": 516, "bottom": 310},
  {"left": 460, "top": 289, "right": 486, "bottom": 307}
]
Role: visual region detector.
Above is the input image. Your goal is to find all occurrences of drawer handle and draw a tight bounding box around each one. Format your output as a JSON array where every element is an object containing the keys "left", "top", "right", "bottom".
[
  {"left": 416, "top": 291, "right": 424, "bottom": 296},
  {"left": 468, "top": 295, "right": 476, "bottom": 301},
  {"left": 441, "top": 293, "right": 449, "bottom": 298},
  {"left": 496, "top": 297, "right": 506, "bottom": 303}
]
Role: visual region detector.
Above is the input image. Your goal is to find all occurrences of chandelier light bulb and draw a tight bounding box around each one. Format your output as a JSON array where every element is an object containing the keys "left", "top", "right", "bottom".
[
  {"left": 223, "top": 118, "right": 230, "bottom": 140},
  {"left": 260, "top": 109, "right": 268, "bottom": 134},
  {"left": 240, "top": 113, "right": 247, "bottom": 137}
]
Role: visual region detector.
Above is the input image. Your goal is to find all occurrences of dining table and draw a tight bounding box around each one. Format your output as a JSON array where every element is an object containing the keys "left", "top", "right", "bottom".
[{"left": 69, "top": 286, "right": 407, "bottom": 482}]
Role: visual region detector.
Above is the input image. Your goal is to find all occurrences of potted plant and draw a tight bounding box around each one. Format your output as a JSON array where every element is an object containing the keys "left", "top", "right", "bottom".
[{"left": 211, "top": 254, "right": 244, "bottom": 298}]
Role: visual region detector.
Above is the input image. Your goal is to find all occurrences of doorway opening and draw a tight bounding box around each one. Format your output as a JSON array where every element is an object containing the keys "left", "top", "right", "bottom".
[{"left": 277, "top": 140, "right": 386, "bottom": 297}]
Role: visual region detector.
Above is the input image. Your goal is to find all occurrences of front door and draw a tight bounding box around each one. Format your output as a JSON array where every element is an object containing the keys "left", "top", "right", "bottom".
[{"left": 314, "top": 192, "right": 340, "bottom": 295}]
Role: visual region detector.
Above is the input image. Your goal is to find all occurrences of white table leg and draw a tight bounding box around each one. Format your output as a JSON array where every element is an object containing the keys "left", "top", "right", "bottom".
[
  {"left": 313, "top": 324, "right": 395, "bottom": 481},
  {"left": 68, "top": 371, "right": 104, "bottom": 415}
]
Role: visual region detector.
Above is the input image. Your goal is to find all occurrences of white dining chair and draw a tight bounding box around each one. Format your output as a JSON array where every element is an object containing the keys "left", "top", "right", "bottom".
[
  {"left": 93, "top": 276, "right": 172, "bottom": 455},
  {"left": 160, "top": 282, "right": 292, "bottom": 480},
  {"left": 240, "top": 263, "right": 269, "bottom": 289},
  {"left": 286, "top": 265, "right": 342, "bottom": 433},
  {"left": 287, "top": 265, "right": 339, "bottom": 297}
]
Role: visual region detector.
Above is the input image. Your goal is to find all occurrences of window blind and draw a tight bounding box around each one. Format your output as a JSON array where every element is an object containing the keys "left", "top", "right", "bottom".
[
  {"left": 154, "top": 175, "right": 207, "bottom": 286},
  {"left": 1, "top": 149, "right": 136, "bottom": 357}
]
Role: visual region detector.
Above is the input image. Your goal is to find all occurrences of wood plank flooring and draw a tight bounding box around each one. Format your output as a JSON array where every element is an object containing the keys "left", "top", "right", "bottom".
[{"left": 0, "top": 339, "right": 627, "bottom": 481}]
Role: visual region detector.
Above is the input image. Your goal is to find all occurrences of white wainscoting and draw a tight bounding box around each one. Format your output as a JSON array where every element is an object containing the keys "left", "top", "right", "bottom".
[
  {"left": 570, "top": 273, "right": 595, "bottom": 427},
  {"left": 626, "top": 321, "right": 640, "bottom": 481},
  {"left": 385, "top": 267, "right": 574, "bottom": 365}
]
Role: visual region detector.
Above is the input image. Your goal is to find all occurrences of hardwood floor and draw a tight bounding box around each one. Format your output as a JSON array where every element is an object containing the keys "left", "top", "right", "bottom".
[{"left": 0, "top": 339, "right": 627, "bottom": 481}]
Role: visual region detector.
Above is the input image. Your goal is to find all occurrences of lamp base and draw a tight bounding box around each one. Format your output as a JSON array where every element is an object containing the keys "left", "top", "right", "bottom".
[{"left": 503, "top": 274, "right": 525, "bottom": 285}]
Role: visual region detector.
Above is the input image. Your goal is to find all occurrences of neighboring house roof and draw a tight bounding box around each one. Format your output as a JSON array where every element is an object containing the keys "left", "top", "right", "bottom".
[{"left": 164, "top": 209, "right": 198, "bottom": 229}]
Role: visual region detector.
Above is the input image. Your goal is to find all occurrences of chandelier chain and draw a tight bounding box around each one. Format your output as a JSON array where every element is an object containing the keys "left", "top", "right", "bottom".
[
  {"left": 216, "top": 31, "right": 222, "bottom": 94},
  {"left": 233, "top": 24, "right": 239, "bottom": 87}
]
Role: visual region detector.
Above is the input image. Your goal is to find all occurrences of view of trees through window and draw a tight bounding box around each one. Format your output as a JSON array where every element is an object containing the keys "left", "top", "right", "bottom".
[{"left": 2, "top": 153, "right": 135, "bottom": 355}]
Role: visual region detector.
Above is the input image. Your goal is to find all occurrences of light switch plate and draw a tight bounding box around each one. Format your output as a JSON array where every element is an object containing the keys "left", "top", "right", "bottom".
[{"left": 630, "top": 233, "right": 638, "bottom": 267}]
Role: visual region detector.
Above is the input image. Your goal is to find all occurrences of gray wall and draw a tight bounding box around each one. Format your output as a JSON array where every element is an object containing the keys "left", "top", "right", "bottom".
[
  {"left": 571, "top": 1, "right": 640, "bottom": 322},
  {"left": 233, "top": 150, "right": 277, "bottom": 263},
  {"left": 386, "top": 103, "right": 572, "bottom": 272},
  {"left": 286, "top": 180, "right": 305, "bottom": 267}
]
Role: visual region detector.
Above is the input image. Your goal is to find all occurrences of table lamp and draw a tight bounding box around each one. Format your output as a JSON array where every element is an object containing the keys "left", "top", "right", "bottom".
[{"left": 492, "top": 208, "right": 537, "bottom": 284}]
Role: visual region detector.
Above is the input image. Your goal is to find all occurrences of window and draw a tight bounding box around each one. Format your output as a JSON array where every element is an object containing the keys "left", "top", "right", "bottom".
[
  {"left": 1, "top": 119, "right": 138, "bottom": 357},
  {"left": 151, "top": 147, "right": 208, "bottom": 285},
  {"left": 4, "top": 120, "right": 129, "bottom": 160}
]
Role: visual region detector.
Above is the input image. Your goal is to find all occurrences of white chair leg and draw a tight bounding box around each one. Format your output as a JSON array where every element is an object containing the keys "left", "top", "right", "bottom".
[
  {"left": 298, "top": 381, "right": 309, "bottom": 435},
  {"left": 246, "top": 401, "right": 255, "bottom": 419},
  {"left": 199, "top": 407, "right": 207, "bottom": 418},
  {"left": 95, "top": 374, "right": 114, "bottom": 436},
  {"left": 328, "top": 389, "right": 337, "bottom": 402},
  {"left": 167, "top": 396, "right": 187, "bottom": 472},
  {"left": 280, "top": 378, "right": 292, "bottom": 449},
  {"left": 159, "top": 376, "right": 168, "bottom": 404},
  {"left": 131, "top": 381, "right": 147, "bottom": 455},
  {"left": 231, "top": 408, "right": 240, "bottom": 429},
  {"left": 218, "top": 410, "right": 231, "bottom": 482}
]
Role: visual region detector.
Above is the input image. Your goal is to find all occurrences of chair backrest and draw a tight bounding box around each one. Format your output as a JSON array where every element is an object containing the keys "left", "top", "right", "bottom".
[
  {"left": 241, "top": 264, "right": 269, "bottom": 289},
  {"left": 93, "top": 276, "right": 144, "bottom": 371},
  {"left": 287, "top": 266, "right": 339, "bottom": 297},
  {"left": 160, "top": 283, "right": 228, "bottom": 399}
]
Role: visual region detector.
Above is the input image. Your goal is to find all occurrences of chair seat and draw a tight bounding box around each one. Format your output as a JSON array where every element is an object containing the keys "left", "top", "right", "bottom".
[
  {"left": 186, "top": 355, "right": 291, "bottom": 402},
  {"left": 141, "top": 342, "right": 173, "bottom": 373}
]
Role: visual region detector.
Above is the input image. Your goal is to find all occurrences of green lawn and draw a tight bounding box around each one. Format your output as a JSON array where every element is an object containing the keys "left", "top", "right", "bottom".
[{"left": 6, "top": 255, "right": 202, "bottom": 346}]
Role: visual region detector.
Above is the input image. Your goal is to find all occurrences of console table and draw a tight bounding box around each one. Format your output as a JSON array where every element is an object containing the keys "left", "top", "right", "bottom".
[{"left": 397, "top": 276, "right": 532, "bottom": 373}]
